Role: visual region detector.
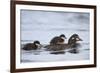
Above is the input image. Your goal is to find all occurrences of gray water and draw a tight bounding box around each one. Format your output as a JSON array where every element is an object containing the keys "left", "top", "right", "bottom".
[{"left": 20, "top": 10, "right": 90, "bottom": 62}]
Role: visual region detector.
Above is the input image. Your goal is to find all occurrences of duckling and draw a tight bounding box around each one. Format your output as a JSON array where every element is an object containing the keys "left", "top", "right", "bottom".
[
  {"left": 44, "top": 34, "right": 82, "bottom": 51},
  {"left": 67, "top": 34, "right": 83, "bottom": 54},
  {"left": 67, "top": 34, "right": 82, "bottom": 48},
  {"left": 22, "top": 41, "right": 42, "bottom": 50},
  {"left": 50, "top": 34, "right": 67, "bottom": 45}
]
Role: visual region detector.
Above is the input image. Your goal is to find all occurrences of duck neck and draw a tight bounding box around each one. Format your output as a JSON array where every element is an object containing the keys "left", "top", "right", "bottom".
[{"left": 33, "top": 43, "right": 37, "bottom": 48}]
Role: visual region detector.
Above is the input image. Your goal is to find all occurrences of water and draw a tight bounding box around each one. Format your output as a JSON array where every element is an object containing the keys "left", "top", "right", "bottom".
[{"left": 20, "top": 10, "right": 90, "bottom": 62}]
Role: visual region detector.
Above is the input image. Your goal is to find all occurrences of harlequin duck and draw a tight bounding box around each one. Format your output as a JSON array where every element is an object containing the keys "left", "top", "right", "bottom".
[
  {"left": 50, "top": 34, "right": 67, "bottom": 45},
  {"left": 22, "top": 41, "right": 42, "bottom": 50},
  {"left": 44, "top": 34, "right": 82, "bottom": 51}
]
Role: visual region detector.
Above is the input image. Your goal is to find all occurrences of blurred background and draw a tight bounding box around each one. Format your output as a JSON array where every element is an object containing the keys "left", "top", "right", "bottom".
[{"left": 21, "top": 10, "right": 90, "bottom": 45}]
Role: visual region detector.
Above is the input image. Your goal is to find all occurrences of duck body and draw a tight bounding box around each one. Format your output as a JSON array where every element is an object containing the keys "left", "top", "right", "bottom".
[
  {"left": 50, "top": 37, "right": 64, "bottom": 45},
  {"left": 22, "top": 41, "right": 42, "bottom": 50},
  {"left": 44, "top": 44, "right": 71, "bottom": 51},
  {"left": 50, "top": 34, "right": 67, "bottom": 45},
  {"left": 44, "top": 34, "right": 82, "bottom": 51}
]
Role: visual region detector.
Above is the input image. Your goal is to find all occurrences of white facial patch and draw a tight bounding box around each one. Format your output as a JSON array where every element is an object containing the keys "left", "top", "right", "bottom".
[
  {"left": 76, "top": 41, "right": 80, "bottom": 43},
  {"left": 76, "top": 38, "right": 79, "bottom": 41},
  {"left": 61, "top": 37, "right": 66, "bottom": 40},
  {"left": 35, "top": 43, "right": 41, "bottom": 47}
]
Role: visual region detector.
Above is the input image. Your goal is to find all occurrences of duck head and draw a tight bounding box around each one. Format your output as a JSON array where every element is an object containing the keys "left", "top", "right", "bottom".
[
  {"left": 33, "top": 41, "right": 42, "bottom": 49},
  {"left": 60, "top": 34, "right": 67, "bottom": 39},
  {"left": 68, "top": 34, "right": 82, "bottom": 46}
]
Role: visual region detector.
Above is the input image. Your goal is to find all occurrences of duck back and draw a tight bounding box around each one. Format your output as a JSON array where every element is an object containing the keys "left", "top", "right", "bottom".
[
  {"left": 50, "top": 37, "right": 64, "bottom": 45},
  {"left": 44, "top": 44, "right": 70, "bottom": 51},
  {"left": 22, "top": 43, "right": 37, "bottom": 50}
]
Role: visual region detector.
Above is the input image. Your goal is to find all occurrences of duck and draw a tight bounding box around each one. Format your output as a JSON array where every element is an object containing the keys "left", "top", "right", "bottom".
[
  {"left": 44, "top": 34, "right": 82, "bottom": 51},
  {"left": 50, "top": 34, "right": 67, "bottom": 45},
  {"left": 22, "top": 40, "right": 42, "bottom": 50},
  {"left": 67, "top": 34, "right": 82, "bottom": 48}
]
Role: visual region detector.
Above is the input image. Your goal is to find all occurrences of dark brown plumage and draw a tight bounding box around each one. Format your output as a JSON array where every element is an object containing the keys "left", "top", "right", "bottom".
[
  {"left": 44, "top": 34, "right": 82, "bottom": 51},
  {"left": 50, "top": 34, "right": 66, "bottom": 45},
  {"left": 22, "top": 41, "right": 42, "bottom": 50}
]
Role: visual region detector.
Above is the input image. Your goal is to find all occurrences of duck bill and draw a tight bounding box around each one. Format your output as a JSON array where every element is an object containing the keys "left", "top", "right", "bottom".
[
  {"left": 64, "top": 36, "right": 67, "bottom": 39},
  {"left": 62, "top": 36, "right": 67, "bottom": 39},
  {"left": 79, "top": 38, "right": 83, "bottom": 41},
  {"left": 76, "top": 37, "right": 83, "bottom": 41},
  {"left": 39, "top": 44, "right": 43, "bottom": 47},
  {"left": 65, "top": 37, "right": 67, "bottom": 39}
]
